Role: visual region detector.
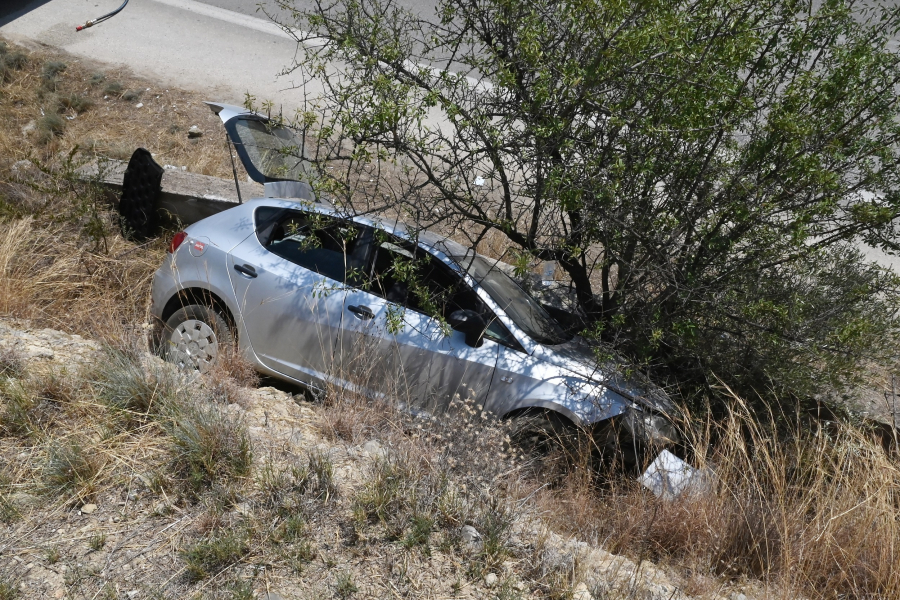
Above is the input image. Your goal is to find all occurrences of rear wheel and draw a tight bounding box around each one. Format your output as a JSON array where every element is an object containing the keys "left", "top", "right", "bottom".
[{"left": 160, "top": 304, "right": 233, "bottom": 373}]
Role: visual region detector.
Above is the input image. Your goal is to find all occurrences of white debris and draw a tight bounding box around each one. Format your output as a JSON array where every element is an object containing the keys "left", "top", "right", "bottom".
[
  {"left": 474, "top": 176, "right": 485, "bottom": 186},
  {"left": 639, "top": 450, "right": 711, "bottom": 500},
  {"left": 135, "top": 102, "right": 143, "bottom": 108}
]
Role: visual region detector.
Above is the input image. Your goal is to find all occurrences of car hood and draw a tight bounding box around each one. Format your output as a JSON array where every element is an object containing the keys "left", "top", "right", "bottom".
[{"left": 532, "top": 336, "right": 676, "bottom": 415}]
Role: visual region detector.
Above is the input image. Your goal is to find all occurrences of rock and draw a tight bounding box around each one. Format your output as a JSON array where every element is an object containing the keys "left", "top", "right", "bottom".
[
  {"left": 126, "top": 591, "right": 139, "bottom": 599},
  {"left": 484, "top": 573, "right": 498, "bottom": 587},
  {"left": 188, "top": 125, "right": 203, "bottom": 139},
  {"left": 21, "top": 121, "right": 36, "bottom": 136},
  {"left": 135, "top": 103, "right": 143, "bottom": 108},
  {"left": 261, "top": 594, "right": 286, "bottom": 600},
  {"left": 572, "top": 582, "right": 594, "bottom": 600},
  {"left": 360, "top": 439, "right": 387, "bottom": 459},
  {"left": 460, "top": 525, "right": 483, "bottom": 553},
  {"left": 80, "top": 503, "right": 97, "bottom": 514},
  {"left": 729, "top": 594, "right": 748, "bottom": 600}
]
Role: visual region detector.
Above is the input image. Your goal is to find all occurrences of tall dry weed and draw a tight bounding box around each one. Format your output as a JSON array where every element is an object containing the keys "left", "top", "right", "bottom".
[{"left": 538, "top": 390, "right": 900, "bottom": 599}]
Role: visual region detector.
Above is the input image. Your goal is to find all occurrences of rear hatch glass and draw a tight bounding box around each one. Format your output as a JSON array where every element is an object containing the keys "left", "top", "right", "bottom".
[{"left": 224, "top": 117, "right": 310, "bottom": 183}]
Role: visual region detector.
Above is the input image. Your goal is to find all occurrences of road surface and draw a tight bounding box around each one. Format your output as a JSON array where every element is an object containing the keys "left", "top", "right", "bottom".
[{"left": 0, "top": 0, "right": 323, "bottom": 114}]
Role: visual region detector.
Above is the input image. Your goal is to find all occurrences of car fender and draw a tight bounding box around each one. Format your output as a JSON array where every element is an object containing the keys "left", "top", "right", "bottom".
[{"left": 486, "top": 345, "right": 632, "bottom": 427}]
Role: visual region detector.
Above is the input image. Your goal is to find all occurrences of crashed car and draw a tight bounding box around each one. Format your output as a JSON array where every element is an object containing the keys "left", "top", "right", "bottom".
[{"left": 148, "top": 102, "right": 679, "bottom": 463}]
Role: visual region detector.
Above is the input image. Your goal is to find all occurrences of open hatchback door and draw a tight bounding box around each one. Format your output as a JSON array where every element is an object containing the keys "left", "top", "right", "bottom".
[{"left": 205, "top": 101, "right": 318, "bottom": 202}]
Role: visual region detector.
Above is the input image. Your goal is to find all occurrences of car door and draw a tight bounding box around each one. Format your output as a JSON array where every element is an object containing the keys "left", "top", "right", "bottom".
[
  {"left": 227, "top": 207, "right": 367, "bottom": 386},
  {"left": 340, "top": 235, "right": 506, "bottom": 413},
  {"left": 406, "top": 251, "right": 509, "bottom": 414},
  {"left": 329, "top": 231, "right": 432, "bottom": 402}
]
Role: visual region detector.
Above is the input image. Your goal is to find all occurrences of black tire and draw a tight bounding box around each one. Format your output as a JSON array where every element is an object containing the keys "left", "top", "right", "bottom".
[
  {"left": 508, "top": 410, "right": 585, "bottom": 471},
  {"left": 592, "top": 416, "right": 649, "bottom": 473},
  {"left": 159, "top": 304, "right": 233, "bottom": 373}
]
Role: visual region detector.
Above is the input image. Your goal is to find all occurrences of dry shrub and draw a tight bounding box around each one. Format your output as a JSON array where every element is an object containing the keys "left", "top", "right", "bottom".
[
  {"left": 537, "top": 392, "right": 900, "bottom": 599},
  {"left": 91, "top": 347, "right": 182, "bottom": 426},
  {"left": 201, "top": 347, "right": 260, "bottom": 407},
  {"left": 167, "top": 400, "right": 253, "bottom": 495},
  {"left": 0, "top": 345, "right": 25, "bottom": 379},
  {"left": 0, "top": 215, "right": 163, "bottom": 346}
]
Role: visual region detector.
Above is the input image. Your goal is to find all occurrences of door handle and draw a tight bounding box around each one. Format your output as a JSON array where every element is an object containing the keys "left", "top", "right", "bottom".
[
  {"left": 348, "top": 305, "right": 374, "bottom": 320},
  {"left": 234, "top": 264, "right": 257, "bottom": 278}
]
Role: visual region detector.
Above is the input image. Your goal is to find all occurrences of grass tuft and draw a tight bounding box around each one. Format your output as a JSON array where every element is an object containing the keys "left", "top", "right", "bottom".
[
  {"left": 92, "top": 347, "right": 180, "bottom": 422},
  {"left": 0, "top": 346, "right": 25, "bottom": 379},
  {"left": 167, "top": 401, "right": 252, "bottom": 495},
  {"left": 122, "top": 89, "right": 143, "bottom": 102},
  {"left": 56, "top": 93, "right": 93, "bottom": 114},
  {"left": 0, "top": 50, "right": 27, "bottom": 83},
  {"left": 39, "top": 60, "right": 66, "bottom": 94},
  {"left": 335, "top": 571, "right": 358, "bottom": 599},
  {"left": 41, "top": 60, "right": 66, "bottom": 79},
  {"left": 103, "top": 81, "right": 123, "bottom": 96},
  {"left": 0, "top": 576, "right": 18, "bottom": 600},
  {"left": 3, "top": 52, "right": 27, "bottom": 70},
  {"left": 36, "top": 113, "right": 65, "bottom": 144},
  {"left": 0, "top": 379, "right": 39, "bottom": 437},
  {"left": 181, "top": 529, "right": 249, "bottom": 582},
  {"left": 88, "top": 531, "right": 106, "bottom": 551},
  {"left": 43, "top": 439, "right": 102, "bottom": 498}
]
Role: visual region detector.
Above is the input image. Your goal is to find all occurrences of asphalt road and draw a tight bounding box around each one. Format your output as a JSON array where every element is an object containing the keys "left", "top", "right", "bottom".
[
  {"left": 196, "top": 0, "right": 440, "bottom": 23},
  {"left": 0, "top": 0, "right": 323, "bottom": 113}
]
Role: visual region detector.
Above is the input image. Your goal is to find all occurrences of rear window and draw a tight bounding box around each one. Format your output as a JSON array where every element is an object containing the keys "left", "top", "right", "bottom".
[{"left": 227, "top": 117, "right": 309, "bottom": 182}]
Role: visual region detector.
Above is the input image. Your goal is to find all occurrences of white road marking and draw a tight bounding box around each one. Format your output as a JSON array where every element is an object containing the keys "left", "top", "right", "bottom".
[{"left": 150, "top": 0, "right": 302, "bottom": 41}]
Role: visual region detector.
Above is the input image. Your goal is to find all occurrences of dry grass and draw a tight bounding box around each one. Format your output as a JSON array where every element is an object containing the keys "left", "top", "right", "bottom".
[
  {"left": 0, "top": 38, "right": 242, "bottom": 178},
  {"left": 532, "top": 391, "right": 900, "bottom": 599}
]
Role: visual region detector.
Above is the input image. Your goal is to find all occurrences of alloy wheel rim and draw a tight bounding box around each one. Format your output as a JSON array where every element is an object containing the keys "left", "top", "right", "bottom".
[{"left": 167, "top": 319, "right": 218, "bottom": 373}]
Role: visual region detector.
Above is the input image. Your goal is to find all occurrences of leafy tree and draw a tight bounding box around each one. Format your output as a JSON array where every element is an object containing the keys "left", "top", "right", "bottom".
[{"left": 268, "top": 0, "right": 900, "bottom": 405}]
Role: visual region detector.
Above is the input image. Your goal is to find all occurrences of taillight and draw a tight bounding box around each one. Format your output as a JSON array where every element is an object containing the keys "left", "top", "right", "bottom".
[{"left": 168, "top": 231, "right": 188, "bottom": 253}]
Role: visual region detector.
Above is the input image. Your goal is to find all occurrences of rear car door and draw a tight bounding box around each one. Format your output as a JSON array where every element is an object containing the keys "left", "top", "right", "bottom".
[{"left": 227, "top": 207, "right": 367, "bottom": 386}]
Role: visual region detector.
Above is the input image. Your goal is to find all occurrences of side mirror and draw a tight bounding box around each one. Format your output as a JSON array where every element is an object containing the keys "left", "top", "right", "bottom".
[{"left": 447, "top": 309, "right": 487, "bottom": 347}]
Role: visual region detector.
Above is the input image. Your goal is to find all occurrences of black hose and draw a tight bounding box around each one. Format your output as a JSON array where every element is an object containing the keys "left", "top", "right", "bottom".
[{"left": 76, "top": 0, "right": 130, "bottom": 31}]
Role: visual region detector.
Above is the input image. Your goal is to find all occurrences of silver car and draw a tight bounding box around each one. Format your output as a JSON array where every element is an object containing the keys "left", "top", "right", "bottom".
[{"left": 147, "top": 102, "right": 678, "bottom": 461}]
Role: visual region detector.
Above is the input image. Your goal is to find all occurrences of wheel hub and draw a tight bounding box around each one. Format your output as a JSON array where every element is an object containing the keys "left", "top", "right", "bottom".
[{"left": 167, "top": 319, "right": 218, "bottom": 373}]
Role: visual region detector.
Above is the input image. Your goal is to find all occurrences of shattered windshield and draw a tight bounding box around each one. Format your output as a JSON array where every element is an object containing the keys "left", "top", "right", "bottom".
[
  {"left": 453, "top": 253, "right": 572, "bottom": 346},
  {"left": 229, "top": 118, "right": 309, "bottom": 182}
]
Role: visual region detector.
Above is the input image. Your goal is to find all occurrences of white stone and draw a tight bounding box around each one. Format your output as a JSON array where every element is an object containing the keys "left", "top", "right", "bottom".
[
  {"left": 80, "top": 503, "right": 97, "bottom": 514},
  {"left": 360, "top": 439, "right": 387, "bottom": 458},
  {"left": 484, "top": 573, "right": 498, "bottom": 587},
  {"left": 572, "top": 582, "right": 594, "bottom": 600}
]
